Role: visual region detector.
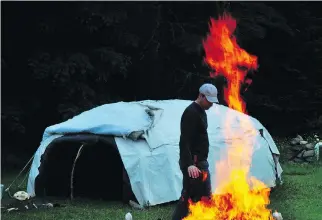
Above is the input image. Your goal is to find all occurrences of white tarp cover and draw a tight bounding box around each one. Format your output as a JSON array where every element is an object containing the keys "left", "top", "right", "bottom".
[{"left": 27, "top": 99, "right": 282, "bottom": 206}]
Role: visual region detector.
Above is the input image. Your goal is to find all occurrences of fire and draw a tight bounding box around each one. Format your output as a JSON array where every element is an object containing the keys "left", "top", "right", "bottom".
[
  {"left": 184, "top": 12, "right": 274, "bottom": 220},
  {"left": 203, "top": 12, "right": 258, "bottom": 113}
]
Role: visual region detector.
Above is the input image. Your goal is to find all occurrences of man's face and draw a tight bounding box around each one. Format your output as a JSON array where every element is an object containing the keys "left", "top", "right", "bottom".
[{"left": 201, "top": 95, "right": 213, "bottom": 110}]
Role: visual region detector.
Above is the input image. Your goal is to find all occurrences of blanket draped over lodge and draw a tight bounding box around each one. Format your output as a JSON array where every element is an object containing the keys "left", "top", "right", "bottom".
[{"left": 27, "top": 100, "right": 283, "bottom": 206}]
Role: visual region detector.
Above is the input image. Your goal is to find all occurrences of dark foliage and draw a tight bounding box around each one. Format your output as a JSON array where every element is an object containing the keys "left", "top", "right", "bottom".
[{"left": 1, "top": 2, "right": 322, "bottom": 165}]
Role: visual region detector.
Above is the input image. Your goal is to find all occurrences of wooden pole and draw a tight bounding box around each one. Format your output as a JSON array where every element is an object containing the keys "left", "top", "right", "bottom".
[{"left": 70, "top": 144, "right": 85, "bottom": 200}]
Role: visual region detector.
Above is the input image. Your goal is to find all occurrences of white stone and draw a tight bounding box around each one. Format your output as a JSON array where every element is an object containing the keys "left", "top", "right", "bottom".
[
  {"left": 125, "top": 212, "right": 133, "bottom": 220},
  {"left": 272, "top": 211, "right": 283, "bottom": 220},
  {"left": 13, "top": 191, "right": 30, "bottom": 201}
]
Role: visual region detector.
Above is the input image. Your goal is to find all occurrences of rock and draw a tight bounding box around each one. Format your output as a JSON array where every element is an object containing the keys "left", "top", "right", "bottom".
[
  {"left": 304, "top": 143, "right": 315, "bottom": 150},
  {"left": 125, "top": 212, "right": 132, "bottom": 220},
  {"left": 296, "top": 150, "right": 305, "bottom": 158},
  {"left": 272, "top": 211, "right": 283, "bottom": 220},
  {"left": 293, "top": 157, "right": 307, "bottom": 163},
  {"left": 13, "top": 191, "right": 30, "bottom": 201},
  {"left": 297, "top": 134, "right": 304, "bottom": 141},
  {"left": 129, "top": 200, "right": 144, "bottom": 210},
  {"left": 290, "top": 139, "right": 299, "bottom": 145},
  {"left": 300, "top": 140, "right": 308, "bottom": 145},
  {"left": 303, "top": 150, "right": 315, "bottom": 158},
  {"left": 291, "top": 135, "right": 303, "bottom": 145},
  {"left": 305, "top": 157, "right": 315, "bottom": 162},
  {"left": 290, "top": 145, "right": 304, "bottom": 152}
]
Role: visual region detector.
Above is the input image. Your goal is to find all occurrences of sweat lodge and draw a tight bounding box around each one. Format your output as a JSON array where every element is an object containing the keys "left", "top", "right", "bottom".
[{"left": 26, "top": 99, "right": 283, "bottom": 207}]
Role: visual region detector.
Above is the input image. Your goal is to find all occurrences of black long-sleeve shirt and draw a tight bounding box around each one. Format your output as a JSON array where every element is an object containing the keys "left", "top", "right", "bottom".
[{"left": 179, "top": 102, "right": 209, "bottom": 170}]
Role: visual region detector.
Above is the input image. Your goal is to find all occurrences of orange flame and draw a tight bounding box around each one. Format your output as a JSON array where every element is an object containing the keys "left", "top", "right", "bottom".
[
  {"left": 203, "top": 12, "right": 258, "bottom": 113},
  {"left": 184, "top": 12, "right": 274, "bottom": 220}
]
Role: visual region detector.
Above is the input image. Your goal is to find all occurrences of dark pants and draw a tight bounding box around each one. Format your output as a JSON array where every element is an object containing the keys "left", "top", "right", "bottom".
[{"left": 171, "top": 163, "right": 212, "bottom": 220}]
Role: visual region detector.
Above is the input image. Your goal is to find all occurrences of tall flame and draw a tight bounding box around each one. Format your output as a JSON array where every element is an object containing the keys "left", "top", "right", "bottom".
[
  {"left": 184, "top": 12, "right": 274, "bottom": 220},
  {"left": 203, "top": 13, "right": 258, "bottom": 113}
]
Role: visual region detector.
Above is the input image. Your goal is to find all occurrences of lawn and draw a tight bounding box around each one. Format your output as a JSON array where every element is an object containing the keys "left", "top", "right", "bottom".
[{"left": 1, "top": 161, "right": 321, "bottom": 220}]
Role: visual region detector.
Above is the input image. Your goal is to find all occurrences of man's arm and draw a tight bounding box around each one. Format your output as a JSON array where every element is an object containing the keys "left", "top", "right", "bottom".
[{"left": 179, "top": 110, "right": 196, "bottom": 169}]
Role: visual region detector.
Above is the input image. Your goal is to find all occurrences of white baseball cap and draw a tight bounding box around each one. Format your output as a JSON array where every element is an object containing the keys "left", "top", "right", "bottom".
[{"left": 199, "top": 83, "right": 219, "bottom": 103}]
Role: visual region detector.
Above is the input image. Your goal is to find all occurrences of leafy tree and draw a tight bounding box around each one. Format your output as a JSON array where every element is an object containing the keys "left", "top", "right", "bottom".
[{"left": 1, "top": 1, "right": 322, "bottom": 162}]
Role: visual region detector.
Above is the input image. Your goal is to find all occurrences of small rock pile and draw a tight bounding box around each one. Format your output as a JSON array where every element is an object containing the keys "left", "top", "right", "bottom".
[{"left": 287, "top": 135, "right": 320, "bottom": 163}]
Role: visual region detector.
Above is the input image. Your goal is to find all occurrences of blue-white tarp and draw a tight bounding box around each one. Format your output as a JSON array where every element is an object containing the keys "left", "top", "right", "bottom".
[{"left": 27, "top": 100, "right": 282, "bottom": 206}]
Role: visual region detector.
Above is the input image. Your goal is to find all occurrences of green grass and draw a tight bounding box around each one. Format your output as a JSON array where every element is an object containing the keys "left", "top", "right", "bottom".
[
  {"left": 268, "top": 162, "right": 322, "bottom": 220},
  {"left": 1, "top": 163, "right": 322, "bottom": 220}
]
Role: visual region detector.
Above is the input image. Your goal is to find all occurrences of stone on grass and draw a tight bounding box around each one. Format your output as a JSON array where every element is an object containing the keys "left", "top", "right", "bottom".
[
  {"left": 290, "top": 145, "right": 303, "bottom": 152},
  {"left": 272, "top": 211, "right": 283, "bottom": 220},
  {"left": 303, "top": 150, "right": 315, "bottom": 158},
  {"left": 305, "top": 143, "right": 315, "bottom": 150},
  {"left": 125, "top": 212, "right": 132, "bottom": 220}
]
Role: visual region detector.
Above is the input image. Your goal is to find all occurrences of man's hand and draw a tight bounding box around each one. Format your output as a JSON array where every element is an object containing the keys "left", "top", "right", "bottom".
[{"left": 188, "top": 165, "right": 201, "bottom": 178}]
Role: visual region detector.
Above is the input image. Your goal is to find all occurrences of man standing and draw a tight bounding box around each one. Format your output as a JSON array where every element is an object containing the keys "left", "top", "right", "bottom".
[{"left": 172, "top": 83, "right": 219, "bottom": 220}]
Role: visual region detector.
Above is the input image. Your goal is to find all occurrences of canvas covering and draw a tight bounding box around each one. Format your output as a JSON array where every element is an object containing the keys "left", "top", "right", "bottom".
[{"left": 27, "top": 100, "right": 282, "bottom": 206}]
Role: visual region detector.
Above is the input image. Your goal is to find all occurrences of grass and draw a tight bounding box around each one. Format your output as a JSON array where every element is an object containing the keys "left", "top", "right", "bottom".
[
  {"left": 268, "top": 162, "right": 322, "bottom": 220},
  {"left": 2, "top": 133, "right": 322, "bottom": 220},
  {"left": 1, "top": 162, "right": 322, "bottom": 220}
]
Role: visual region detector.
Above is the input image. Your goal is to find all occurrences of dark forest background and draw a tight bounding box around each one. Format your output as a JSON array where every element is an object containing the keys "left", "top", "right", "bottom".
[{"left": 2, "top": 1, "right": 322, "bottom": 169}]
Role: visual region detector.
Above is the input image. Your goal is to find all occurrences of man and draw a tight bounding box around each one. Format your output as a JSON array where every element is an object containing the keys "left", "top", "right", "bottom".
[{"left": 172, "top": 83, "right": 219, "bottom": 220}]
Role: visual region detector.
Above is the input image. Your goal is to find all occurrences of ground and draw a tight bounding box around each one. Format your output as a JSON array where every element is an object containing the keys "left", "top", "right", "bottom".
[{"left": 1, "top": 139, "right": 322, "bottom": 220}]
